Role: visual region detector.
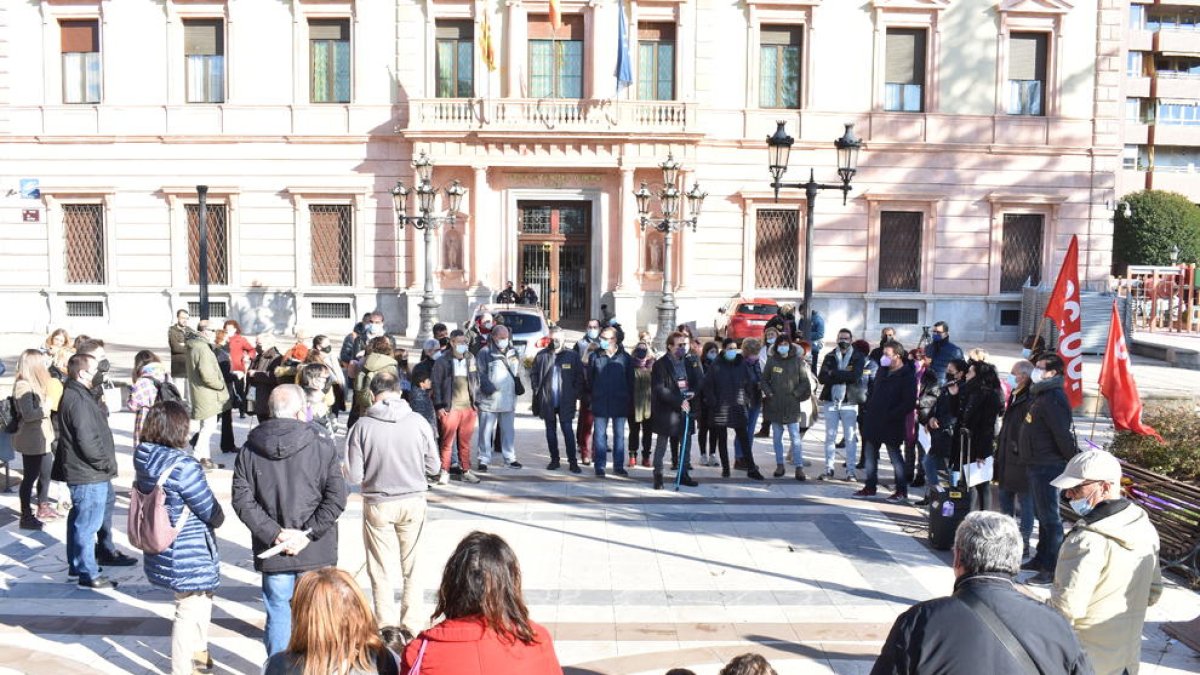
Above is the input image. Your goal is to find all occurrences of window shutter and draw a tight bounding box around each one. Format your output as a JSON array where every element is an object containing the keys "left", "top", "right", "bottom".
[
  {"left": 184, "top": 20, "right": 223, "bottom": 56},
  {"left": 436, "top": 19, "right": 473, "bottom": 41},
  {"left": 61, "top": 20, "right": 99, "bottom": 53},
  {"left": 1009, "top": 33, "right": 1047, "bottom": 81},
  {"left": 760, "top": 26, "right": 802, "bottom": 47},
  {"left": 638, "top": 22, "right": 675, "bottom": 42},
  {"left": 528, "top": 14, "right": 584, "bottom": 40},
  {"left": 310, "top": 19, "right": 349, "bottom": 41},
  {"left": 885, "top": 28, "right": 925, "bottom": 84}
]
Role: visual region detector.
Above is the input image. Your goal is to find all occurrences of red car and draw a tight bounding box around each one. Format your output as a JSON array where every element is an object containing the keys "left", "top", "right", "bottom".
[{"left": 715, "top": 298, "right": 779, "bottom": 340}]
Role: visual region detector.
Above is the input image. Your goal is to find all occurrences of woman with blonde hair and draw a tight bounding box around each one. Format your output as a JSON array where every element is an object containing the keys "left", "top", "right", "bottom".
[
  {"left": 44, "top": 329, "right": 72, "bottom": 381},
  {"left": 13, "top": 349, "right": 57, "bottom": 529},
  {"left": 264, "top": 567, "right": 398, "bottom": 675}
]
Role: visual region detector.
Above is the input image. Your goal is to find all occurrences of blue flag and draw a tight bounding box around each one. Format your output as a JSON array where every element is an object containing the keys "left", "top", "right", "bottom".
[{"left": 615, "top": 1, "right": 633, "bottom": 91}]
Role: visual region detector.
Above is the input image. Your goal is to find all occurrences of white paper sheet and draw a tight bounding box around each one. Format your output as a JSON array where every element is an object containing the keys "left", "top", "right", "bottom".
[
  {"left": 964, "top": 457, "right": 994, "bottom": 487},
  {"left": 917, "top": 425, "right": 931, "bottom": 451}
]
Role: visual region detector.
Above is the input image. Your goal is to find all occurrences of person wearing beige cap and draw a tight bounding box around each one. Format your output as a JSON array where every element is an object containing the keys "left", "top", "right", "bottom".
[{"left": 1047, "top": 449, "right": 1162, "bottom": 675}]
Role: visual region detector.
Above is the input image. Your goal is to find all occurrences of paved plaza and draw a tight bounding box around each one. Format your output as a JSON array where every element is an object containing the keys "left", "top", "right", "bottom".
[{"left": 1, "top": 333, "right": 1199, "bottom": 674}]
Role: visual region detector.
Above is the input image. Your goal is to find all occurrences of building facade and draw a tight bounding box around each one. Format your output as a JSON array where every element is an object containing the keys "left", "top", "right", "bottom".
[
  {"left": 1121, "top": 1, "right": 1200, "bottom": 203},
  {"left": 0, "top": 0, "right": 1123, "bottom": 343}
]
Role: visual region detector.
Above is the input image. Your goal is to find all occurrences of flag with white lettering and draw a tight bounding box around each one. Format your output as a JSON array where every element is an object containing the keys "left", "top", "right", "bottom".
[
  {"left": 1100, "top": 300, "right": 1163, "bottom": 441},
  {"left": 1043, "top": 235, "right": 1083, "bottom": 408}
]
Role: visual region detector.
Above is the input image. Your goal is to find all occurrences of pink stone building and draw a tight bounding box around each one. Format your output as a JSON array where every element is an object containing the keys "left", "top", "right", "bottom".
[{"left": 0, "top": 0, "right": 1123, "bottom": 343}]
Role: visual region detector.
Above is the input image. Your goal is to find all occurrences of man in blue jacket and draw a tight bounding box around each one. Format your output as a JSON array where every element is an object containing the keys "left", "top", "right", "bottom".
[
  {"left": 588, "top": 326, "right": 634, "bottom": 477},
  {"left": 531, "top": 326, "right": 584, "bottom": 473},
  {"left": 925, "top": 321, "right": 963, "bottom": 384}
]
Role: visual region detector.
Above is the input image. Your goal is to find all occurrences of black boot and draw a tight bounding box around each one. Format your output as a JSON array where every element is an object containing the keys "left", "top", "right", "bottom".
[{"left": 653, "top": 473, "right": 664, "bottom": 490}]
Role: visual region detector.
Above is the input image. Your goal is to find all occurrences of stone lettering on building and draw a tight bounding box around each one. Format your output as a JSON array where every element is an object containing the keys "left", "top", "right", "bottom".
[{"left": 504, "top": 173, "right": 605, "bottom": 189}]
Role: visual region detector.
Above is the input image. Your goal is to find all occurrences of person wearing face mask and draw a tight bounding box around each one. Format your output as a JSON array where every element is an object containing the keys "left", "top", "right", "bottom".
[
  {"left": 531, "top": 327, "right": 583, "bottom": 473},
  {"left": 299, "top": 362, "right": 337, "bottom": 434},
  {"left": 649, "top": 332, "right": 703, "bottom": 489},
  {"left": 916, "top": 358, "right": 968, "bottom": 506},
  {"left": 248, "top": 335, "right": 284, "bottom": 424},
  {"left": 573, "top": 319, "right": 603, "bottom": 466},
  {"left": 1020, "top": 333, "right": 1048, "bottom": 364},
  {"left": 469, "top": 312, "right": 498, "bottom": 355},
  {"left": 955, "top": 361, "right": 1004, "bottom": 511},
  {"left": 168, "top": 309, "right": 192, "bottom": 392},
  {"left": 867, "top": 327, "right": 897, "bottom": 366},
  {"left": 701, "top": 339, "right": 764, "bottom": 480},
  {"left": 995, "top": 359, "right": 1036, "bottom": 558},
  {"left": 312, "top": 334, "right": 346, "bottom": 417},
  {"left": 587, "top": 327, "right": 634, "bottom": 477},
  {"left": 476, "top": 325, "right": 525, "bottom": 472},
  {"left": 628, "top": 341, "right": 656, "bottom": 467},
  {"left": 351, "top": 337, "right": 400, "bottom": 429},
  {"left": 733, "top": 338, "right": 764, "bottom": 469},
  {"left": 495, "top": 281, "right": 518, "bottom": 304},
  {"left": 755, "top": 328, "right": 781, "bottom": 438},
  {"left": 75, "top": 338, "right": 114, "bottom": 415},
  {"left": 1049, "top": 450, "right": 1162, "bottom": 675},
  {"left": 1018, "top": 354, "right": 1079, "bottom": 585},
  {"left": 186, "top": 322, "right": 229, "bottom": 472},
  {"left": 52, "top": 352, "right": 138, "bottom": 588},
  {"left": 817, "top": 329, "right": 867, "bottom": 481},
  {"left": 760, "top": 337, "right": 814, "bottom": 480},
  {"left": 339, "top": 312, "right": 374, "bottom": 375},
  {"left": 856, "top": 341, "right": 916, "bottom": 501},
  {"left": 697, "top": 340, "right": 721, "bottom": 468},
  {"left": 224, "top": 319, "right": 256, "bottom": 419},
  {"left": 431, "top": 332, "right": 481, "bottom": 484},
  {"left": 925, "top": 321, "right": 963, "bottom": 385}
]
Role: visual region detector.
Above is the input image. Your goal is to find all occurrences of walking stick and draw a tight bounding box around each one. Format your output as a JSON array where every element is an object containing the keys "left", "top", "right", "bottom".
[{"left": 676, "top": 410, "right": 692, "bottom": 491}]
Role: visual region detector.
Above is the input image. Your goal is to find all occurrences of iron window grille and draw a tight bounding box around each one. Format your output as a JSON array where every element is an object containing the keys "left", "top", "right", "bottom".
[
  {"left": 63, "top": 204, "right": 106, "bottom": 285},
  {"left": 879, "top": 307, "right": 919, "bottom": 325},
  {"left": 1000, "top": 213, "right": 1044, "bottom": 293},
  {"left": 312, "top": 302, "right": 352, "bottom": 320},
  {"left": 310, "top": 204, "right": 353, "bottom": 286},
  {"left": 755, "top": 209, "right": 799, "bottom": 289},
  {"left": 65, "top": 300, "right": 105, "bottom": 318},
  {"left": 187, "top": 301, "right": 228, "bottom": 318},
  {"left": 878, "top": 211, "right": 922, "bottom": 292},
  {"left": 186, "top": 203, "right": 229, "bottom": 286}
]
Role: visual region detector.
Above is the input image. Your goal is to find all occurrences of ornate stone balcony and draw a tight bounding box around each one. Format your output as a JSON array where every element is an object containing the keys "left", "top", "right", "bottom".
[{"left": 403, "top": 98, "right": 697, "bottom": 136}]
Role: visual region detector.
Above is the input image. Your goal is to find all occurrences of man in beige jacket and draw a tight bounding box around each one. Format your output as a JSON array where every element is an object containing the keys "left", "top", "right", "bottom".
[{"left": 1049, "top": 449, "right": 1162, "bottom": 675}]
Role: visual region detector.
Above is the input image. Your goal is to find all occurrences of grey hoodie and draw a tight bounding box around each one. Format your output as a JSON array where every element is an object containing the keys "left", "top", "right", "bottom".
[{"left": 345, "top": 396, "right": 440, "bottom": 504}]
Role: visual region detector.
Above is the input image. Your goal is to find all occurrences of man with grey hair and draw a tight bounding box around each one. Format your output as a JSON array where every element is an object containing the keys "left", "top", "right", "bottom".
[
  {"left": 232, "top": 384, "right": 348, "bottom": 659},
  {"left": 475, "top": 325, "right": 524, "bottom": 471},
  {"left": 872, "top": 512, "right": 1092, "bottom": 674}
]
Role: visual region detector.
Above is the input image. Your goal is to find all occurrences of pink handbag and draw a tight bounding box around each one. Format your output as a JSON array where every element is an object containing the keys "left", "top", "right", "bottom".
[
  {"left": 127, "top": 458, "right": 190, "bottom": 554},
  {"left": 407, "top": 639, "right": 428, "bottom": 674}
]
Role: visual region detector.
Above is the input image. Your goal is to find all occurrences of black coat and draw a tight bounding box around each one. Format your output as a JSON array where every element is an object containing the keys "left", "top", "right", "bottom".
[
  {"left": 231, "top": 418, "right": 348, "bottom": 574},
  {"left": 531, "top": 347, "right": 583, "bottom": 420},
  {"left": 958, "top": 379, "right": 1004, "bottom": 461},
  {"left": 649, "top": 354, "right": 702, "bottom": 437},
  {"left": 996, "top": 385, "right": 1033, "bottom": 493},
  {"left": 818, "top": 348, "right": 868, "bottom": 404},
  {"left": 871, "top": 575, "right": 1093, "bottom": 675},
  {"left": 928, "top": 384, "right": 961, "bottom": 460},
  {"left": 247, "top": 348, "right": 282, "bottom": 418},
  {"left": 51, "top": 380, "right": 117, "bottom": 484},
  {"left": 701, "top": 355, "right": 751, "bottom": 428},
  {"left": 430, "top": 353, "right": 480, "bottom": 411},
  {"left": 861, "top": 363, "right": 916, "bottom": 447},
  {"left": 588, "top": 349, "right": 635, "bottom": 419},
  {"left": 916, "top": 368, "right": 940, "bottom": 426},
  {"left": 1017, "top": 376, "right": 1077, "bottom": 467}
]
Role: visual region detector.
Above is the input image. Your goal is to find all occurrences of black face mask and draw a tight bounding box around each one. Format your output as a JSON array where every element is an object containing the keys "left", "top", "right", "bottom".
[
  {"left": 321, "top": 345, "right": 333, "bottom": 354},
  {"left": 322, "top": 378, "right": 333, "bottom": 393},
  {"left": 97, "top": 359, "right": 111, "bottom": 373},
  {"left": 633, "top": 349, "right": 648, "bottom": 360},
  {"left": 92, "top": 369, "right": 105, "bottom": 387}
]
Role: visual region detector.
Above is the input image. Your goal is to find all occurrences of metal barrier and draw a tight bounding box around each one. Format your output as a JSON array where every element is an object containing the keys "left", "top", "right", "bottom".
[{"left": 1117, "top": 264, "right": 1199, "bottom": 333}]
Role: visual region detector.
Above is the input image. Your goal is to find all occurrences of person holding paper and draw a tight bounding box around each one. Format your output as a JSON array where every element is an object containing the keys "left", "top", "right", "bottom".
[
  {"left": 957, "top": 361, "right": 1004, "bottom": 511},
  {"left": 232, "top": 384, "right": 348, "bottom": 660}
]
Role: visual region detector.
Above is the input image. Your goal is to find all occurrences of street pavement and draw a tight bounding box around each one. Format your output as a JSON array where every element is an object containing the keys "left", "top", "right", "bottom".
[{"left": 0, "top": 331, "right": 1198, "bottom": 674}]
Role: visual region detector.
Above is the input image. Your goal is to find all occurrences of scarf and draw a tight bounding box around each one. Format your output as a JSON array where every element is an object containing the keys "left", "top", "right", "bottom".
[{"left": 830, "top": 347, "right": 852, "bottom": 405}]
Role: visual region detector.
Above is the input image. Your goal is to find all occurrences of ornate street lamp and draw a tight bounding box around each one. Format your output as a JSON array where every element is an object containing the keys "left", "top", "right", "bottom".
[
  {"left": 636, "top": 153, "right": 707, "bottom": 350},
  {"left": 766, "top": 121, "right": 862, "bottom": 338},
  {"left": 391, "top": 151, "right": 466, "bottom": 343}
]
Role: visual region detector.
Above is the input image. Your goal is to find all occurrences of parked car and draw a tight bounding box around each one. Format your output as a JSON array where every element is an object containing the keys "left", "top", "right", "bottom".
[
  {"left": 468, "top": 303, "right": 552, "bottom": 365},
  {"left": 714, "top": 297, "right": 779, "bottom": 340}
]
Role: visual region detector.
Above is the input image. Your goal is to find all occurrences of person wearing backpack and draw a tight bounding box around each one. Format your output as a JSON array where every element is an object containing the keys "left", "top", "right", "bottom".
[
  {"left": 132, "top": 400, "right": 225, "bottom": 675},
  {"left": 12, "top": 349, "right": 57, "bottom": 530},
  {"left": 129, "top": 351, "right": 178, "bottom": 448},
  {"left": 352, "top": 336, "right": 400, "bottom": 428}
]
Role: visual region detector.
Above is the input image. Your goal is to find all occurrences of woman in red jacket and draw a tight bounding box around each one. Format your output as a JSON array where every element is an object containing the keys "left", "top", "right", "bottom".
[
  {"left": 223, "top": 319, "right": 256, "bottom": 418},
  {"left": 401, "top": 532, "right": 561, "bottom": 675}
]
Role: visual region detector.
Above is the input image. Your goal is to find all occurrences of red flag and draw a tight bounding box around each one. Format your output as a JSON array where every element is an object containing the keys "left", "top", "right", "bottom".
[
  {"left": 1043, "top": 235, "right": 1084, "bottom": 408},
  {"left": 1100, "top": 301, "right": 1163, "bottom": 442},
  {"left": 549, "top": 0, "right": 562, "bottom": 30}
]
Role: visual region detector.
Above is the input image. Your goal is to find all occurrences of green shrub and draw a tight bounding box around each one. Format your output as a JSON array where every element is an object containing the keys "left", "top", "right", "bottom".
[
  {"left": 1109, "top": 406, "right": 1200, "bottom": 482},
  {"left": 1112, "top": 190, "right": 1200, "bottom": 275}
]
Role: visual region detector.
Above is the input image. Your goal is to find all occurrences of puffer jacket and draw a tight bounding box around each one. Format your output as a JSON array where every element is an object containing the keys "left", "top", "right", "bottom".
[
  {"left": 957, "top": 378, "right": 1003, "bottom": 462},
  {"left": 12, "top": 380, "right": 53, "bottom": 455},
  {"left": 477, "top": 345, "right": 522, "bottom": 413},
  {"left": 354, "top": 352, "right": 399, "bottom": 414},
  {"left": 400, "top": 617, "right": 561, "bottom": 675},
  {"left": 186, "top": 336, "right": 229, "bottom": 421},
  {"left": 995, "top": 384, "right": 1033, "bottom": 493},
  {"left": 134, "top": 442, "right": 224, "bottom": 592},
  {"left": 1049, "top": 499, "right": 1162, "bottom": 675},
  {"left": 760, "top": 351, "right": 812, "bottom": 425},
  {"left": 701, "top": 355, "right": 751, "bottom": 428},
  {"left": 1018, "top": 376, "right": 1077, "bottom": 466}
]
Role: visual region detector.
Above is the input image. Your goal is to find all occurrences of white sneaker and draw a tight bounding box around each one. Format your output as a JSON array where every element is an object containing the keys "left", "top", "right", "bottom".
[{"left": 437, "top": 471, "right": 450, "bottom": 485}]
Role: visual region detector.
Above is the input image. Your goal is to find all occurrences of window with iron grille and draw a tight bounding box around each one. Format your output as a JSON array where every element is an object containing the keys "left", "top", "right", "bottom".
[
  {"left": 1000, "top": 213, "right": 1044, "bottom": 293},
  {"left": 310, "top": 19, "right": 351, "bottom": 103},
  {"left": 436, "top": 20, "right": 474, "bottom": 98},
  {"left": 311, "top": 204, "right": 353, "bottom": 286},
  {"left": 61, "top": 20, "right": 101, "bottom": 104},
  {"left": 63, "top": 204, "right": 106, "bottom": 284},
  {"left": 1000, "top": 309, "right": 1021, "bottom": 326},
  {"left": 187, "top": 301, "right": 228, "bottom": 318},
  {"left": 884, "top": 28, "right": 925, "bottom": 112},
  {"left": 312, "top": 302, "right": 352, "bottom": 319},
  {"left": 878, "top": 211, "right": 922, "bottom": 292},
  {"left": 66, "top": 300, "right": 105, "bottom": 318},
  {"left": 638, "top": 23, "right": 675, "bottom": 101},
  {"left": 760, "top": 26, "right": 802, "bottom": 109},
  {"left": 186, "top": 204, "right": 229, "bottom": 285},
  {"left": 185, "top": 19, "right": 225, "bottom": 103},
  {"left": 755, "top": 209, "right": 799, "bottom": 289},
  {"left": 879, "top": 307, "right": 919, "bottom": 325}
]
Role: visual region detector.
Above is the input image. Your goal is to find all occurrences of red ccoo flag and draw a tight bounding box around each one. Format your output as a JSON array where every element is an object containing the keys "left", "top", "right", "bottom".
[
  {"left": 1100, "top": 301, "right": 1163, "bottom": 442},
  {"left": 1043, "top": 235, "right": 1084, "bottom": 408}
]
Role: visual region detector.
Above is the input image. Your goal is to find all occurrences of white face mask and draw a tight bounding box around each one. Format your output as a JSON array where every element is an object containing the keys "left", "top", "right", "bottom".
[
  {"left": 1030, "top": 367, "right": 1045, "bottom": 384},
  {"left": 496, "top": 339, "right": 510, "bottom": 350}
]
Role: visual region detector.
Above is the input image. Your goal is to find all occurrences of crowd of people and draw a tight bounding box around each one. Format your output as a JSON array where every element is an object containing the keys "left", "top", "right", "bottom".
[{"left": 0, "top": 303, "right": 1166, "bottom": 675}]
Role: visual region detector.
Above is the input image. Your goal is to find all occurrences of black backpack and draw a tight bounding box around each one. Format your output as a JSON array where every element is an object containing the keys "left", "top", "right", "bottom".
[
  {"left": 0, "top": 396, "right": 21, "bottom": 434},
  {"left": 154, "top": 380, "right": 183, "bottom": 404}
]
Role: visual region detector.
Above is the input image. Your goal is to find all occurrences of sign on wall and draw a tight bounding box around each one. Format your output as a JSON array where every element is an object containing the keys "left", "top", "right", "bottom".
[{"left": 19, "top": 179, "right": 40, "bottom": 200}]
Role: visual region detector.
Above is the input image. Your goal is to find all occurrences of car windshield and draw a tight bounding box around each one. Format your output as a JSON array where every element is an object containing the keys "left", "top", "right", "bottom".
[
  {"left": 736, "top": 303, "right": 777, "bottom": 316},
  {"left": 495, "top": 312, "right": 543, "bottom": 335}
]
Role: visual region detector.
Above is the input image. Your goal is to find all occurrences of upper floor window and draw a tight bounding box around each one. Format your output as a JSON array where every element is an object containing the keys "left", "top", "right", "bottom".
[
  {"left": 61, "top": 20, "right": 101, "bottom": 104},
  {"left": 759, "top": 26, "right": 801, "bottom": 109},
  {"left": 1146, "top": 5, "right": 1200, "bottom": 31},
  {"left": 310, "top": 19, "right": 351, "bottom": 103},
  {"left": 1007, "top": 32, "right": 1046, "bottom": 116},
  {"left": 884, "top": 28, "right": 926, "bottom": 112},
  {"left": 1127, "top": 51, "right": 1146, "bottom": 77},
  {"left": 528, "top": 15, "right": 584, "bottom": 99},
  {"left": 637, "top": 22, "right": 675, "bottom": 101},
  {"left": 1129, "top": 3, "right": 1146, "bottom": 30},
  {"left": 436, "top": 20, "right": 474, "bottom": 98},
  {"left": 184, "top": 19, "right": 225, "bottom": 104},
  {"left": 1154, "top": 55, "right": 1200, "bottom": 78},
  {"left": 1157, "top": 101, "right": 1200, "bottom": 126}
]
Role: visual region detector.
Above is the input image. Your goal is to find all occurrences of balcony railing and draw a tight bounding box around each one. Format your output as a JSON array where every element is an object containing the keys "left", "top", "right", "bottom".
[{"left": 405, "top": 98, "right": 696, "bottom": 134}]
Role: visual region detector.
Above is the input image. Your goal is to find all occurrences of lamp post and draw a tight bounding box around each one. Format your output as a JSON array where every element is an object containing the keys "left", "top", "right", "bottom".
[
  {"left": 391, "top": 151, "right": 467, "bottom": 344},
  {"left": 196, "top": 185, "right": 210, "bottom": 321},
  {"left": 766, "top": 121, "right": 862, "bottom": 338},
  {"left": 635, "top": 154, "right": 707, "bottom": 350}
]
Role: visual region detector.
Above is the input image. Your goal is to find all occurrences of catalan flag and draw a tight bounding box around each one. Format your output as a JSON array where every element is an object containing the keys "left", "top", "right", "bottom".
[{"left": 479, "top": 11, "right": 496, "bottom": 72}]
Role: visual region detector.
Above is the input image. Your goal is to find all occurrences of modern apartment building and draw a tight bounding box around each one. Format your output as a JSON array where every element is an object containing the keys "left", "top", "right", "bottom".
[
  {"left": 1122, "top": 1, "right": 1200, "bottom": 203},
  {"left": 0, "top": 0, "right": 1123, "bottom": 342}
]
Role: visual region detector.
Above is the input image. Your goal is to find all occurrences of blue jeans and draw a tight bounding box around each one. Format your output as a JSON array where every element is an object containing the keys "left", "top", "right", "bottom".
[
  {"left": 823, "top": 404, "right": 858, "bottom": 473},
  {"left": 592, "top": 416, "right": 627, "bottom": 474},
  {"left": 864, "top": 440, "right": 908, "bottom": 494},
  {"left": 262, "top": 571, "right": 301, "bottom": 657},
  {"left": 66, "top": 481, "right": 114, "bottom": 581},
  {"left": 922, "top": 452, "right": 945, "bottom": 490},
  {"left": 543, "top": 407, "right": 577, "bottom": 464},
  {"left": 735, "top": 406, "right": 761, "bottom": 459},
  {"left": 998, "top": 487, "right": 1035, "bottom": 547},
  {"left": 1028, "top": 463, "right": 1067, "bottom": 571},
  {"left": 772, "top": 422, "right": 801, "bottom": 464}
]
